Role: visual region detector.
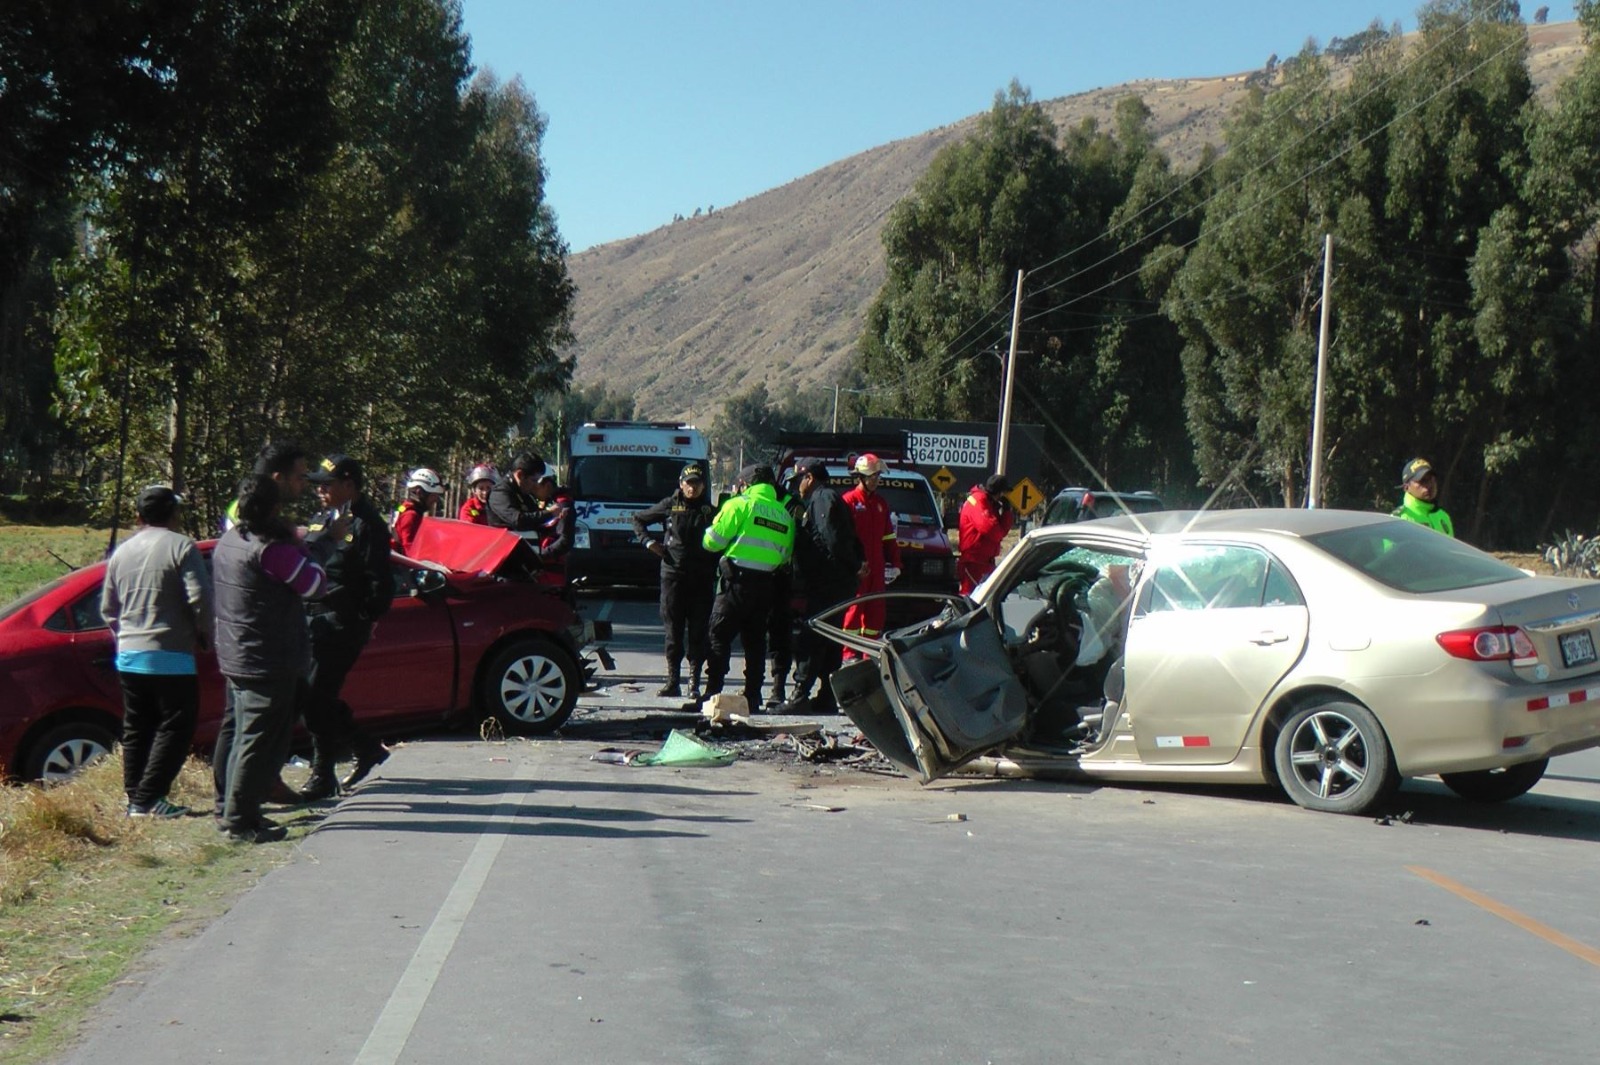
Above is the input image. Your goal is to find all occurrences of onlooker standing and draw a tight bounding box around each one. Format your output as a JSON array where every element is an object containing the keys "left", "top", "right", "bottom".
[
  {"left": 393, "top": 466, "right": 447, "bottom": 556},
  {"left": 632, "top": 463, "right": 718, "bottom": 699},
  {"left": 459, "top": 464, "right": 497, "bottom": 524},
  {"left": 213, "top": 473, "right": 335, "bottom": 843},
  {"left": 486, "top": 453, "right": 548, "bottom": 531},
  {"left": 840, "top": 453, "right": 901, "bottom": 656},
  {"left": 101, "top": 485, "right": 213, "bottom": 818},
  {"left": 297, "top": 454, "right": 394, "bottom": 798},
  {"left": 701, "top": 465, "right": 795, "bottom": 709},
  {"left": 528, "top": 471, "right": 577, "bottom": 593},
  {"left": 1392, "top": 457, "right": 1454, "bottom": 536},
  {"left": 780, "top": 460, "right": 863, "bottom": 714},
  {"left": 957, "top": 475, "right": 1015, "bottom": 594},
  {"left": 765, "top": 470, "right": 808, "bottom": 708}
]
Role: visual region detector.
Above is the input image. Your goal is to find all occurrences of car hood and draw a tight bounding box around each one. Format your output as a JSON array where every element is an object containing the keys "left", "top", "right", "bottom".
[{"left": 410, "top": 517, "right": 524, "bottom": 575}]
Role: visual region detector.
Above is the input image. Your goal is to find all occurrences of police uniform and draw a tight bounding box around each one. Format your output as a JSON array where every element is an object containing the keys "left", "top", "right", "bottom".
[
  {"left": 299, "top": 456, "right": 393, "bottom": 797},
  {"left": 701, "top": 467, "right": 796, "bottom": 709},
  {"left": 632, "top": 464, "right": 718, "bottom": 698}
]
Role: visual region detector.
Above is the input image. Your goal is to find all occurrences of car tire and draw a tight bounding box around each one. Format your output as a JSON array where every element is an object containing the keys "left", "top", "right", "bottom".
[
  {"left": 1440, "top": 758, "right": 1548, "bottom": 803},
  {"left": 1272, "top": 700, "right": 1398, "bottom": 815},
  {"left": 480, "top": 637, "right": 580, "bottom": 735},
  {"left": 22, "top": 720, "right": 118, "bottom": 783}
]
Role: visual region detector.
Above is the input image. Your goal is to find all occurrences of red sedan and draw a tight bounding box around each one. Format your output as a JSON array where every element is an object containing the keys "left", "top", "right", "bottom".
[{"left": 0, "top": 521, "right": 608, "bottom": 781}]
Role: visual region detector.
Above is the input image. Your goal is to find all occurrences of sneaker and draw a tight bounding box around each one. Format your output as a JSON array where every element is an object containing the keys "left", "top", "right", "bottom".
[{"left": 127, "top": 797, "right": 190, "bottom": 819}]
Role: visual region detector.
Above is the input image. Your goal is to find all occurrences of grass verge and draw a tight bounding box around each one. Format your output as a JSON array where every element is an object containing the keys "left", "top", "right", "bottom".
[
  {"left": 0, "top": 527, "right": 106, "bottom": 606},
  {"left": 0, "top": 757, "right": 313, "bottom": 1065}
]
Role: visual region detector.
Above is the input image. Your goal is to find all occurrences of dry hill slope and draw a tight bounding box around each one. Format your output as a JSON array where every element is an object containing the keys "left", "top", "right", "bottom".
[{"left": 566, "top": 21, "right": 1584, "bottom": 424}]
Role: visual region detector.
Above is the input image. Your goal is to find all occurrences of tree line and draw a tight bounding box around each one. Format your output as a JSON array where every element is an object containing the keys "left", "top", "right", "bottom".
[
  {"left": 852, "top": 0, "right": 1600, "bottom": 548},
  {"left": 1, "top": 0, "right": 573, "bottom": 528}
]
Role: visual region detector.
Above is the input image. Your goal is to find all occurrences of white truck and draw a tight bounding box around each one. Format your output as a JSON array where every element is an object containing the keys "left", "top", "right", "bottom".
[{"left": 566, "top": 421, "right": 711, "bottom": 586}]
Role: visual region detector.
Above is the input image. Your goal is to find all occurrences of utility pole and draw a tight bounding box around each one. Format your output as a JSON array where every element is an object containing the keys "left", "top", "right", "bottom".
[
  {"left": 832, "top": 384, "right": 840, "bottom": 433},
  {"left": 1307, "top": 234, "right": 1333, "bottom": 508},
  {"left": 997, "top": 269, "right": 1025, "bottom": 475}
]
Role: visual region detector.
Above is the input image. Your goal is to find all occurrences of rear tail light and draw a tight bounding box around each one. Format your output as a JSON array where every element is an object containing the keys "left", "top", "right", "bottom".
[{"left": 1436, "top": 626, "right": 1536, "bottom": 662}]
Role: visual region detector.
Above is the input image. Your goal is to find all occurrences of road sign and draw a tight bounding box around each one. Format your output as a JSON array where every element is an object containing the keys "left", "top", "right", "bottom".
[
  {"left": 1005, "top": 476, "right": 1043, "bottom": 517},
  {"left": 930, "top": 466, "right": 956, "bottom": 493}
]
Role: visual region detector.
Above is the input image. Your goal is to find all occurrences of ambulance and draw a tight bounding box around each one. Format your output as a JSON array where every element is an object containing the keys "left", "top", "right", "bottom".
[{"left": 566, "top": 421, "right": 711, "bottom": 586}]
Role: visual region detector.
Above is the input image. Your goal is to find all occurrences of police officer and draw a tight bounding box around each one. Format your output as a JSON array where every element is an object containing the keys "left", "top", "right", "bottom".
[
  {"left": 632, "top": 463, "right": 718, "bottom": 700},
  {"left": 781, "top": 460, "right": 864, "bottom": 714},
  {"left": 298, "top": 453, "right": 393, "bottom": 799},
  {"left": 764, "top": 469, "right": 808, "bottom": 708},
  {"left": 701, "top": 464, "right": 796, "bottom": 711}
]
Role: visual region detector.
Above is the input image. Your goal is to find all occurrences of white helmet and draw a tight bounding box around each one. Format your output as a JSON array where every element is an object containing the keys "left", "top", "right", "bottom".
[
  {"left": 406, "top": 467, "right": 447, "bottom": 494},
  {"left": 467, "top": 464, "right": 497, "bottom": 487},
  {"left": 853, "top": 452, "right": 885, "bottom": 477}
]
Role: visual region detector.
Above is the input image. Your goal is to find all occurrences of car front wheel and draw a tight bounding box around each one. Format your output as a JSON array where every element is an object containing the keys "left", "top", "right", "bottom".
[
  {"left": 1440, "top": 758, "right": 1548, "bottom": 802},
  {"left": 480, "top": 637, "right": 580, "bottom": 735},
  {"left": 22, "top": 720, "right": 119, "bottom": 783},
  {"left": 1272, "top": 700, "right": 1397, "bottom": 815}
]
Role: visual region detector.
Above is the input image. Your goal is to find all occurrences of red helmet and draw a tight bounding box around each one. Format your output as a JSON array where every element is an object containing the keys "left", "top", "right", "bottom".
[{"left": 854, "top": 453, "right": 884, "bottom": 477}]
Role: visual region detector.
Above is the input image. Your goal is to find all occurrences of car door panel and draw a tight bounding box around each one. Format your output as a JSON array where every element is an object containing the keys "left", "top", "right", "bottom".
[{"left": 342, "top": 564, "right": 458, "bottom": 727}]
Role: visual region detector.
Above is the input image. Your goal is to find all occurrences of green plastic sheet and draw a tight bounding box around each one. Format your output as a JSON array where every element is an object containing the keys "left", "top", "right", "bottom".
[{"left": 637, "top": 729, "right": 737, "bottom": 767}]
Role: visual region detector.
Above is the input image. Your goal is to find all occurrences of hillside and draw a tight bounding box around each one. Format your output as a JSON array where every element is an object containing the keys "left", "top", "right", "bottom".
[{"left": 566, "top": 21, "right": 1586, "bottom": 424}]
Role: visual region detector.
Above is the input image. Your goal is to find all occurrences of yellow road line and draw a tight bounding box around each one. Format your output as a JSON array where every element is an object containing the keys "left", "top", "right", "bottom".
[{"left": 1407, "top": 865, "right": 1600, "bottom": 968}]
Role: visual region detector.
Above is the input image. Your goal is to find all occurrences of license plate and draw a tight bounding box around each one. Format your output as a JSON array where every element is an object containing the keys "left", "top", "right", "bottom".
[{"left": 1560, "top": 630, "right": 1597, "bottom": 668}]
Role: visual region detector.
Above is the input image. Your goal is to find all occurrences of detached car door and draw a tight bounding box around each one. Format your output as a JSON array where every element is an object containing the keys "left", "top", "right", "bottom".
[
  {"left": 831, "top": 603, "right": 1030, "bottom": 783},
  {"left": 1123, "top": 543, "right": 1308, "bottom": 764}
]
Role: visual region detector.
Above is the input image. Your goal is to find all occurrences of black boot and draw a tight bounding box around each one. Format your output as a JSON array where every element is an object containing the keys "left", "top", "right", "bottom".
[
  {"left": 765, "top": 679, "right": 787, "bottom": 709},
  {"left": 340, "top": 740, "right": 390, "bottom": 789},
  {"left": 299, "top": 742, "right": 340, "bottom": 801},
  {"left": 687, "top": 662, "right": 704, "bottom": 703}
]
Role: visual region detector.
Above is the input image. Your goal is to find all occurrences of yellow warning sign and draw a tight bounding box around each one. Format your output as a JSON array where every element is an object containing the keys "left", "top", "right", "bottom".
[
  {"left": 931, "top": 466, "right": 957, "bottom": 493},
  {"left": 1005, "top": 476, "right": 1044, "bottom": 517}
]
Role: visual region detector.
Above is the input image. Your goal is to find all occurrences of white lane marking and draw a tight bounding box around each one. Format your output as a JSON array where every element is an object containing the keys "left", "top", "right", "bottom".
[{"left": 353, "top": 759, "right": 537, "bottom": 1064}]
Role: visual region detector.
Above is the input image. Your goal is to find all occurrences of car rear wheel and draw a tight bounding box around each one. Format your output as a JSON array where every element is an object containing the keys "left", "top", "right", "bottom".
[
  {"left": 1440, "top": 758, "right": 1548, "bottom": 803},
  {"left": 1272, "top": 700, "right": 1398, "bottom": 815},
  {"left": 22, "top": 721, "right": 118, "bottom": 783},
  {"left": 480, "top": 637, "right": 579, "bottom": 735}
]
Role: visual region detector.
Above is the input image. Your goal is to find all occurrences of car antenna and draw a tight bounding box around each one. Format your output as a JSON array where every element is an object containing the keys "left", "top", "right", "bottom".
[{"left": 46, "top": 548, "right": 79, "bottom": 573}]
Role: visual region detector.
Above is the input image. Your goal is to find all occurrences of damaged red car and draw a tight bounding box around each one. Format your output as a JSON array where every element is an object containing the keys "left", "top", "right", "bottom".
[{"left": 0, "top": 519, "right": 610, "bottom": 780}]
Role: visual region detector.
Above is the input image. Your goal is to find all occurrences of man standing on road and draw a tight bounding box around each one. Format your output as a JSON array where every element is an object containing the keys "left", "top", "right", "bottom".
[
  {"left": 213, "top": 473, "right": 338, "bottom": 843},
  {"left": 297, "top": 454, "right": 394, "bottom": 799},
  {"left": 633, "top": 462, "right": 718, "bottom": 700},
  {"left": 958, "top": 475, "right": 1015, "bottom": 595},
  {"left": 840, "top": 453, "right": 901, "bottom": 657},
  {"left": 779, "top": 460, "right": 863, "bottom": 715},
  {"left": 1392, "top": 457, "right": 1454, "bottom": 537},
  {"left": 102, "top": 485, "right": 213, "bottom": 818},
  {"left": 701, "top": 465, "right": 795, "bottom": 711}
]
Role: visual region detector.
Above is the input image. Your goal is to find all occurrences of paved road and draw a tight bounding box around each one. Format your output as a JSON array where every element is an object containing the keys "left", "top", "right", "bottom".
[{"left": 59, "top": 592, "right": 1600, "bottom": 1064}]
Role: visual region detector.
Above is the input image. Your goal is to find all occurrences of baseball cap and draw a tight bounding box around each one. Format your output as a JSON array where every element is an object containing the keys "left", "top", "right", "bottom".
[
  {"left": 680, "top": 463, "right": 706, "bottom": 483},
  {"left": 799, "top": 460, "right": 830, "bottom": 482},
  {"left": 1399, "top": 458, "right": 1433, "bottom": 486},
  {"left": 136, "top": 484, "right": 183, "bottom": 523},
  {"left": 308, "top": 454, "right": 363, "bottom": 484}
]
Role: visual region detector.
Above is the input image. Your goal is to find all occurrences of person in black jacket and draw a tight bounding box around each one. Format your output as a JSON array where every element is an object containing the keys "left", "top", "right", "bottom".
[
  {"left": 780, "top": 460, "right": 864, "bottom": 714},
  {"left": 297, "top": 454, "right": 394, "bottom": 799},
  {"left": 632, "top": 462, "right": 718, "bottom": 699},
  {"left": 486, "top": 452, "right": 547, "bottom": 532}
]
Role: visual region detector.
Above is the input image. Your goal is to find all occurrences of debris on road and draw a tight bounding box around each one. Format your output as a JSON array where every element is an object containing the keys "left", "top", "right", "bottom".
[{"left": 592, "top": 729, "right": 736, "bottom": 768}]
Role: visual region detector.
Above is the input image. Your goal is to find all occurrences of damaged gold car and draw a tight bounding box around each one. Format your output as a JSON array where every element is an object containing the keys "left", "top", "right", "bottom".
[{"left": 813, "top": 510, "right": 1600, "bottom": 815}]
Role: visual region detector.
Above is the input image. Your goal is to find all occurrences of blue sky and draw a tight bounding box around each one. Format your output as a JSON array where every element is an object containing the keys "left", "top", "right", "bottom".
[{"left": 458, "top": 1, "right": 1577, "bottom": 253}]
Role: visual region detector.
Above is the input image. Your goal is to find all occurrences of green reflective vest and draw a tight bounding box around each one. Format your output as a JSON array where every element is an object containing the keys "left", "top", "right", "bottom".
[
  {"left": 1392, "top": 493, "right": 1454, "bottom": 537},
  {"left": 703, "top": 483, "right": 795, "bottom": 571}
]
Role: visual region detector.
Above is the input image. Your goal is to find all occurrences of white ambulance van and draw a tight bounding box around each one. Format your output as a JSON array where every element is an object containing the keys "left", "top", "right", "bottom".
[{"left": 566, "top": 421, "right": 710, "bottom": 586}]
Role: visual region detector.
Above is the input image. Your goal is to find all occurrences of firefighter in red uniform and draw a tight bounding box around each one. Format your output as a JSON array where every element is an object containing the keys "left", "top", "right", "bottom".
[
  {"left": 392, "top": 468, "right": 446, "bottom": 556},
  {"left": 840, "top": 453, "right": 901, "bottom": 656},
  {"left": 957, "top": 474, "right": 1014, "bottom": 594},
  {"left": 458, "top": 464, "right": 495, "bottom": 524}
]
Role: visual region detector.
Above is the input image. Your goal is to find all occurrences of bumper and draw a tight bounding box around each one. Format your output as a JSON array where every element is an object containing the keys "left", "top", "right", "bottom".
[{"left": 1374, "top": 672, "right": 1600, "bottom": 775}]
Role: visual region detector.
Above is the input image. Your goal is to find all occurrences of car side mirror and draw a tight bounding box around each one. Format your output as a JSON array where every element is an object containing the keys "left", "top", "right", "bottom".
[{"left": 413, "top": 568, "right": 448, "bottom": 598}]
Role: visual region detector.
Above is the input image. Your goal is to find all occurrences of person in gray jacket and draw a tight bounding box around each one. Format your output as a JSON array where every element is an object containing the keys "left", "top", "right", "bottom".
[{"left": 101, "top": 485, "right": 213, "bottom": 818}]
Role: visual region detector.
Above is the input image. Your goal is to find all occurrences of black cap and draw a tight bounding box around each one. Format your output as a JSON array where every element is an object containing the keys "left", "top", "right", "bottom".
[
  {"left": 308, "top": 453, "right": 363, "bottom": 485},
  {"left": 799, "top": 460, "right": 830, "bottom": 482},
  {"left": 136, "top": 484, "right": 182, "bottom": 524},
  {"left": 740, "top": 464, "right": 776, "bottom": 487},
  {"left": 680, "top": 463, "right": 706, "bottom": 483}
]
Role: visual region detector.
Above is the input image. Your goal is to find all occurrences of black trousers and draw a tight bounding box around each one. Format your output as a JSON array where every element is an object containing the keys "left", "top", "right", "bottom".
[
  {"left": 297, "top": 612, "right": 377, "bottom": 771},
  {"left": 791, "top": 576, "right": 859, "bottom": 709},
  {"left": 660, "top": 567, "right": 714, "bottom": 671},
  {"left": 767, "top": 568, "right": 796, "bottom": 687},
  {"left": 119, "top": 672, "right": 199, "bottom": 807},
  {"left": 706, "top": 567, "right": 776, "bottom": 704}
]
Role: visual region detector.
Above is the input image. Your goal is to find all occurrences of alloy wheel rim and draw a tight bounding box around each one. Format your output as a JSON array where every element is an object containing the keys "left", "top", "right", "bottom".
[
  {"left": 41, "top": 738, "right": 112, "bottom": 782},
  {"left": 1287, "top": 710, "right": 1368, "bottom": 800}
]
